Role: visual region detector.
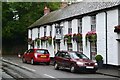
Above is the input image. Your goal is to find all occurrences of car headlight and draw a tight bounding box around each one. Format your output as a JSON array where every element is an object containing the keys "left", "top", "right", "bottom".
[
  {"left": 34, "top": 53, "right": 38, "bottom": 58},
  {"left": 76, "top": 62, "right": 84, "bottom": 65},
  {"left": 95, "top": 63, "right": 97, "bottom": 66}
]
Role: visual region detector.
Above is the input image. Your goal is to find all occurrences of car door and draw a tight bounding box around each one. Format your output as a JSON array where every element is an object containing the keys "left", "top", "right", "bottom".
[
  {"left": 24, "top": 50, "right": 30, "bottom": 61},
  {"left": 59, "top": 52, "right": 66, "bottom": 67},
  {"left": 55, "top": 51, "right": 63, "bottom": 66},
  {"left": 28, "top": 49, "right": 34, "bottom": 61},
  {"left": 62, "top": 52, "right": 71, "bottom": 68}
]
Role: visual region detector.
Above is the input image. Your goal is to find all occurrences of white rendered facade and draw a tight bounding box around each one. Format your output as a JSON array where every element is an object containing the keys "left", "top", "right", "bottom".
[{"left": 28, "top": 8, "right": 120, "bottom": 66}]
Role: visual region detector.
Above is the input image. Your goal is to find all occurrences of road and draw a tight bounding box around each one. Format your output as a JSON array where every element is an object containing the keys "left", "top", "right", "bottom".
[{"left": 1, "top": 55, "right": 120, "bottom": 80}]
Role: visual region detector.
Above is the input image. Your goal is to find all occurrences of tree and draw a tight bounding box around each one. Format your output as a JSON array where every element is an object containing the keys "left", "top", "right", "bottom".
[{"left": 2, "top": 2, "right": 60, "bottom": 54}]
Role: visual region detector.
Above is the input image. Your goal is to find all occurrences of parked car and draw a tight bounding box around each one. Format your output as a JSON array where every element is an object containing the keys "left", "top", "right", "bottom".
[
  {"left": 22, "top": 49, "right": 50, "bottom": 65},
  {"left": 54, "top": 51, "right": 98, "bottom": 73}
]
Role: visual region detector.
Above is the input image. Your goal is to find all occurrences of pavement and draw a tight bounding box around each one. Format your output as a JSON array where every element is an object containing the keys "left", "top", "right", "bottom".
[
  {"left": 1, "top": 55, "right": 120, "bottom": 78},
  {"left": 96, "top": 66, "right": 120, "bottom": 78}
]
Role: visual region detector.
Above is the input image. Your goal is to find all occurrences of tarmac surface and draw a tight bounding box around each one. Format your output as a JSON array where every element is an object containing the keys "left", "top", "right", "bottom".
[{"left": 1, "top": 55, "right": 120, "bottom": 78}]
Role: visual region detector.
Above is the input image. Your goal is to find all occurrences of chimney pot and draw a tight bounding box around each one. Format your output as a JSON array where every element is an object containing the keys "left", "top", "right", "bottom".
[
  {"left": 44, "top": 6, "right": 50, "bottom": 15},
  {"left": 60, "top": 2, "right": 68, "bottom": 9}
]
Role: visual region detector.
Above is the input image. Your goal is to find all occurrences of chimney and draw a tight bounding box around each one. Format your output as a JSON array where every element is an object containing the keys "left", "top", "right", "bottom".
[
  {"left": 44, "top": 6, "right": 50, "bottom": 15},
  {"left": 60, "top": 2, "right": 68, "bottom": 9}
]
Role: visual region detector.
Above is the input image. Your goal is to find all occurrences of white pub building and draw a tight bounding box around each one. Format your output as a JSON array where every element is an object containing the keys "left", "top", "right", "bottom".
[{"left": 28, "top": 1, "right": 120, "bottom": 66}]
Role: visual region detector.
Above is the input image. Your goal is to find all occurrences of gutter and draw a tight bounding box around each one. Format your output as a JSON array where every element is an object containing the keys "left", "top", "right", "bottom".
[{"left": 105, "top": 11, "right": 108, "bottom": 65}]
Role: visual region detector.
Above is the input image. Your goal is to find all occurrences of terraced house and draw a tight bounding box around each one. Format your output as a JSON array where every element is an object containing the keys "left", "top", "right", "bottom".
[{"left": 28, "top": 1, "right": 120, "bottom": 66}]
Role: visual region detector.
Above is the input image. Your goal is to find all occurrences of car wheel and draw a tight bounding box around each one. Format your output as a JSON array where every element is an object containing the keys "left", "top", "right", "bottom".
[
  {"left": 31, "top": 59, "right": 35, "bottom": 65},
  {"left": 70, "top": 65, "right": 76, "bottom": 73},
  {"left": 46, "top": 62, "right": 50, "bottom": 65},
  {"left": 54, "top": 63, "right": 59, "bottom": 70},
  {"left": 22, "top": 57, "right": 26, "bottom": 63}
]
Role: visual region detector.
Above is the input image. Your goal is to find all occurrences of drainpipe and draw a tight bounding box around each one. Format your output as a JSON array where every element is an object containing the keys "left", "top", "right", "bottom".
[{"left": 105, "top": 11, "right": 108, "bottom": 65}]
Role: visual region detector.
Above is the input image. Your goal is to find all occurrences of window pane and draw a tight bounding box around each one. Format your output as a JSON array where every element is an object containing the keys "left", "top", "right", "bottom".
[
  {"left": 91, "top": 16, "right": 96, "bottom": 31},
  {"left": 68, "top": 28, "right": 72, "bottom": 34},
  {"left": 36, "top": 50, "right": 49, "bottom": 54},
  {"left": 78, "top": 19, "right": 82, "bottom": 33},
  {"left": 50, "top": 26, "right": 52, "bottom": 36},
  {"left": 68, "top": 21, "right": 72, "bottom": 34},
  {"left": 69, "top": 52, "right": 89, "bottom": 59}
]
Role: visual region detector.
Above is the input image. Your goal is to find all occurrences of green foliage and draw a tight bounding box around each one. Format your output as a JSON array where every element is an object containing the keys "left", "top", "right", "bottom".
[
  {"left": 64, "top": 34, "right": 72, "bottom": 44},
  {"left": 95, "top": 55, "right": 103, "bottom": 61},
  {"left": 48, "top": 37, "right": 52, "bottom": 45},
  {"left": 2, "top": 2, "right": 60, "bottom": 45}
]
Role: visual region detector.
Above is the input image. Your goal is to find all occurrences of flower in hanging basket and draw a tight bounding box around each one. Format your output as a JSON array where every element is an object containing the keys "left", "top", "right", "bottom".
[
  {"left": 73, "top": 33, "right": 82, "bottom": 43},
  {"left": 114, "top": 25, "right": 120, "bottom": 33},
  {"left": 76, "top": 33, "right": 82, "bottom": 43},
  {"left": 64, "top": 33, "right": 72, "bottom": 44},
  {"left": 86, "top": 31, "right": 97, "bottom": 42}
]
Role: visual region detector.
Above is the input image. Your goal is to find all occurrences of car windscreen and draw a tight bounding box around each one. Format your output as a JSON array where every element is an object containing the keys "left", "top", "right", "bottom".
[
  {"left": 36, "top": 50, "right": 49, "bottom": 54},
  {"left": 69, "top": 52, "right": 89, "bottom": 59}
]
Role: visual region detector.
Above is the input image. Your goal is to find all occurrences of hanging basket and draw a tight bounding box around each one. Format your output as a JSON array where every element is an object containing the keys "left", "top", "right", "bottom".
[
  {"left": 114, "top": 25, "right": 120, "bottom": 33},
  {"left": 35, "top": 38, "right": 40, "bottom": 46},
  {"left": 73, "top": 33, "right": 82, "bottom": 43},
  {"left": 86, "top": 31, "right": 97, "bottom": 43},
  {"left": 64, "top": 34, "right": 72, "bottom": 44}
]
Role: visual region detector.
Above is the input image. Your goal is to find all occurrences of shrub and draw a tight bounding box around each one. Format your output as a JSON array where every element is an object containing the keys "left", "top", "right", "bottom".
[{"left": 95, "top": 55, "right": 103, "bottom": 61}]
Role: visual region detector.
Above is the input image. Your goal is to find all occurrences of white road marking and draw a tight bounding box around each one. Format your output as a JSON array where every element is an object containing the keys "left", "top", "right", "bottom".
[
  {"left": 22, "top": 66, "right": 36, "bottom": 72},
  {"left": 2, "top": 59, "right": 36, "bottom": 72},
  {"left": 44, "top": 74, "right": 55, "bottom": 78},
  {"left": 2, "top": 59, "right": 19, "bottom": 66}
]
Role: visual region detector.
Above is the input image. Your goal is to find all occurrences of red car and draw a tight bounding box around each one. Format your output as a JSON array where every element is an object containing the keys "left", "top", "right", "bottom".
[
  {"left": 22, "top": 49, "right": 50, "bottom": 65},
  {"left": 54, "top": 51, "right": 98, "bottom": 73}
]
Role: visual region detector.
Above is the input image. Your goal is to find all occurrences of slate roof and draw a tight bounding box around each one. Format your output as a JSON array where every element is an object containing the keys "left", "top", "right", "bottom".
[{"left": 28, "top": 1, "right": 120, "bottom": 28}]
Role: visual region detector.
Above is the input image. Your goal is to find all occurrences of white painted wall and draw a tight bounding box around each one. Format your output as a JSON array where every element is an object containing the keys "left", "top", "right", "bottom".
[
  {"left": 46, "top": 25, "right": 50, "bottom": 36},
  {"left": 28, "top": 29, "right": 31, "bottom": 38},
  {"left": 82, "top": 16, "right": 91, "bottom": 58},
  {"left": 60, "top": 21, "right": 68, "bottom": 51},
  {"left": 72, "top": 19, "right": 78, "bottom": 51},
  {"left": 96, "top": 12, "right": 106, "bottom": 64},
  {"left": 28, "top": 29, "right": 31, "bottom": 49},
  {"left": 107, "top": 9, "right": 119, "bottom": 65},
  {"left": 60, "top": 22, "right": 67, "bottom": 50},
  {"left": 28, "top": 8, "right": 120, "bottom": 66},
  {"left": 46, "top": 25, "right": 54, "bottom": 57},
  {"left": 32, "top": 28, "right": 38, "bottom": 49},
  {"left": 32, "top": 28, "right": 38, "bottom": 40},
  {"left": 40, "top": 27, "right": 45, "bottom": 49},
  {"left": 52, "top": 24, "right": 55, "bottom": 38}
]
